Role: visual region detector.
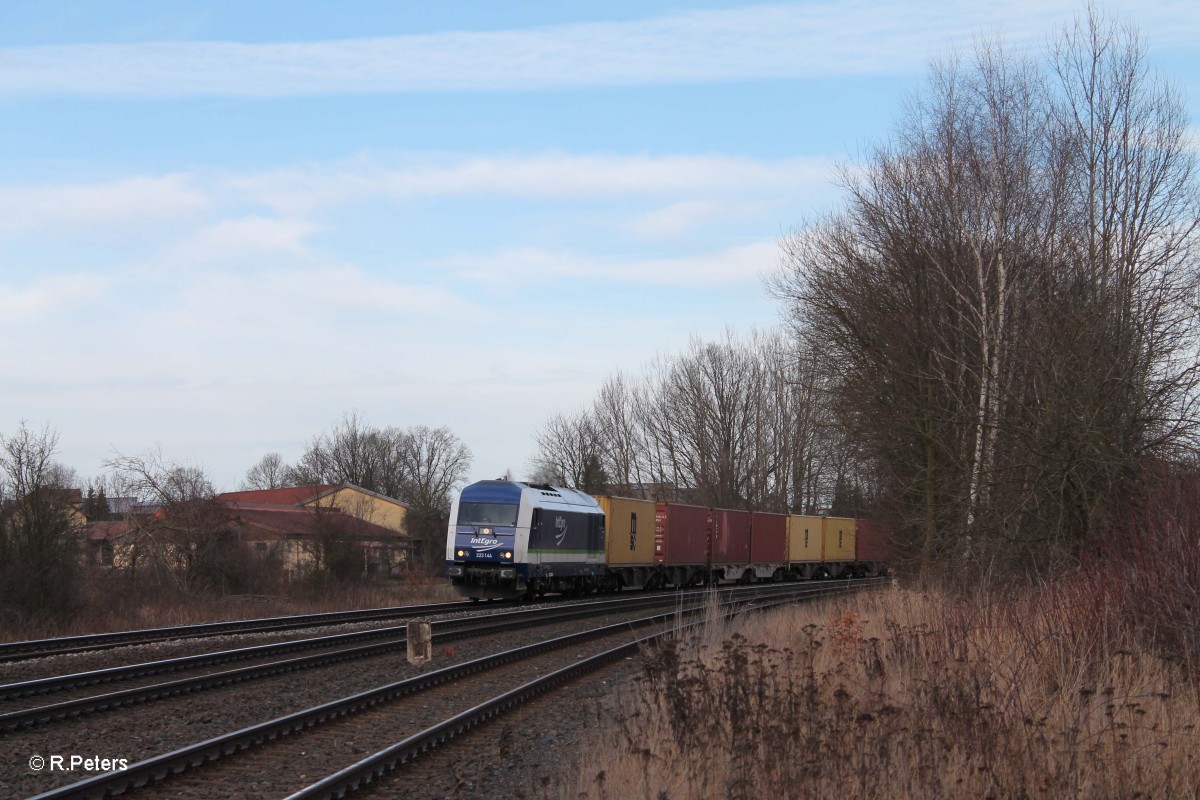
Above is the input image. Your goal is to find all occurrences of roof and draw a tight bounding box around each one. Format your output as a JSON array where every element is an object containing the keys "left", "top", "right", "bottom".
[
  {"left": 310, "top": 483, "right": 409, "bottom": 509},
  {"left": 106, "top": 496, "right": 142, "bottom": 514},
  {"left": 224, "top": 503, "right": 408, "bottom": 542},
  {"left": 27, "top": 486, "right": 83, "bottom": 506},
  {"left": 216, "top": 483, "right": 408, "bottom": 510},
  {"left": 86, "top": 520, "right": 133, "bottom": 541},
  {"left": 216, "top": 485, "right": 335, "bottom": 506}
]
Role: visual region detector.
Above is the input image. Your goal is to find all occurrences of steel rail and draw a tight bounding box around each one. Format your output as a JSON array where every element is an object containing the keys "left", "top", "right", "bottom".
[
  {"left": 1, "top": 576, "right": 877, "bottom": 663},
  {"left": 0, "top": 581, "right": 819, "bottom": 701},
  {"left": 24, "top": 581, "right": 884, "bottom": 800},
  {"left": 283, "top": 586, "right": 879, "bottom": 800},
  {"left": 0, "top": 599, "right": 487, "bottom": 663},
  {"left": 286, "top": 638, "right": 652, "bottom": 800},
  {"left": 1, "top": 582, "right": 831, "bottom": 728}
]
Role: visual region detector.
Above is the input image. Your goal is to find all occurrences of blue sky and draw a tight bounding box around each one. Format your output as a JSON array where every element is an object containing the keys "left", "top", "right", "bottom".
[{"left": 2, "top": 1, "right": 1198, "bottom": 491}]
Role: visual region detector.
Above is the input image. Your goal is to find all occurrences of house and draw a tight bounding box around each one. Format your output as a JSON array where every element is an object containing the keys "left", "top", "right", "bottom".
[
  {"left": 216, "top": 483, "right": 413, "bottom": 576},
  {"left": 216, "top": 502, "right": 410, "bottom": 577},
  {"left": 86, "top": 520, "right": 132, "bottom": 567},
  {"left": 78, "top": 482, "right": 414, "bottom": 579},
  {"left": 216, "top": 483, "right": 409, "bottom": 537}
]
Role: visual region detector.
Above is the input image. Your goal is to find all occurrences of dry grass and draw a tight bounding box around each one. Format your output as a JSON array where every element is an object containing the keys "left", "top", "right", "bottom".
[
  {"left": 575, "top": 581, "right": 1200, "bottom": 799},
  {"left": 0, "top": 573, "right": 458, "bottom": 643}
]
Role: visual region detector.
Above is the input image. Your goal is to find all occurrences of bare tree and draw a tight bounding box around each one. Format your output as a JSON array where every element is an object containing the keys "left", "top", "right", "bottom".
[
  {"left": 635, "top": 330, "right": 784, "bottom": 508},
  {"left": 533, "top": 329, "right": 844, "bottom": 513},
  {"left": 0, "top": 422, "right": 82, "bottom": 622},
  {"left": 241, "top": 452, "right": 291, "bottom": 490},
  {"left": 771, "top": 12, "right": 1199, "bottom": 578},
  {"left": 301, "top": 506, "right": 368, "bottom": 585},
  {"left": 396, "top": 426, "right": 472, "bottom": 567},
  {"left": 290, "top": 412, "right": 407, "bottom": 498},
  {"left": 104, "top": 449, "right": 248, "bottom": 593},
  {"left": 529, "top": 410, "right": 607, "bottom": 492},
  {"left": 285, "top": 414, "right": 473, "bottom": 568},
  {"left": 106, "top": 447, "right": 215, "bottom": 506},
  {"left": 590, "top": 373, "right": 647, "bottom": 493}
]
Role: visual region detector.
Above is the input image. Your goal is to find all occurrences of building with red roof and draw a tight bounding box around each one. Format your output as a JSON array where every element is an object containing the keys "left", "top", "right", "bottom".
[{"left": 87, "top": 482, "right": 414, "bottom": 578}]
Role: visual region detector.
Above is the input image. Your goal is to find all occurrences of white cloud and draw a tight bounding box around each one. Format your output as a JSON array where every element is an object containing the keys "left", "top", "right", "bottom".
[
  {"left": 453, "top": 240, "right": 780, "bottom": 287},
  {"left": 155, "top": 265, "right": 468, "bottom": 336},
  {"left": 229, "top": 153, "right": 833, "bottom": 213},
  {"left": 5, "top": 1, "right": 1193, "bottom": 96},
  {"left": 0, "top": 263, "right": 474, "bottom": 430},
  {"left": 0, "top": 273, "right": 113, "bottom": 316},
  {"left": 629, "top": 200, "right": 724, "bottom": 239},
  {"left": 0, "top": 154, "right": 830, "bottom": 235},
  {"left": 0, "top": 174, "right": 209, "bottom": 235},
  {"left": 172, "top": 216, "right": 322, "bottom": 261},
  {"left": 283, "top": 265, "right": 465, "bottom": 314}
]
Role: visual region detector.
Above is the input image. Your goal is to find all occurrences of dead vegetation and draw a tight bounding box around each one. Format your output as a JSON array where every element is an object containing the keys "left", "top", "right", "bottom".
[
  {"left": 576, "top": 582, "right": 1200, "bottom": 799},
  {"left": 0, "top": 575, "right": 458, "bottom": 643}
]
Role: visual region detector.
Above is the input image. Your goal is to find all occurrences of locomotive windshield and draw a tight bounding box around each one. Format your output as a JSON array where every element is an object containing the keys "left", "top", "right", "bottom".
[{"left": 458, "top": 502, "right": 519, "bottom": 527}]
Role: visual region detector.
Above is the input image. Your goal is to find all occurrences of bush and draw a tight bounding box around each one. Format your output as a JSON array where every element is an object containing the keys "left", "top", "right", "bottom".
[{"left": 1095, "top": 467, "right": 1200, "bottom": 678}]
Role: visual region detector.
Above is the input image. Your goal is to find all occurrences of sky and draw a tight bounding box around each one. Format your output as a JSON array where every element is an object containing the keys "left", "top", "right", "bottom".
[{"left": 2, "top": 1, "right": 1198, "bottom": 493}]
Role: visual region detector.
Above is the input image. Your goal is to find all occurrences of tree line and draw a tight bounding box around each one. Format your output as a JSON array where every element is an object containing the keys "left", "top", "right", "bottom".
[
  {"left": 0, "top": 415, "right": 472, "bottom": 628},
  {"left": 530, "top": 328, "right": 870, "bottom": 516},
  {"left": 241, "top": 412, "right": 472, "bottom": 561},
  {"left": 536, "top": 11, "right": 1200, "bottom": 580},
  {"left": 774, "top": 12, "right": 1199, "bottom": 577}
]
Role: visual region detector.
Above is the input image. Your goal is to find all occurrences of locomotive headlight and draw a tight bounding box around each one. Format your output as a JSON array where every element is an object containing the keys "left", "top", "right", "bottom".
[
  {"left": 502, "top": 551, "right": 513, "bottom": 559},
  {"left": 456, "top": 549, "right": 467, "bottom": 558},
  {"left": 480, "top": 527, "right": 493, "bottom": 536}
]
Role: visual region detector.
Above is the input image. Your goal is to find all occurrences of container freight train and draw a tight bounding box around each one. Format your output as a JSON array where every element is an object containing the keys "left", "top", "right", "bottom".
[{"left": 446, "top": 480, "right": 890, "bottom": 601}]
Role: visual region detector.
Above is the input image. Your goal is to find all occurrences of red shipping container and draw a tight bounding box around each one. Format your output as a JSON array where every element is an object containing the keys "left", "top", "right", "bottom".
[
  {"left": 710, "top": 507, "right": 752, "bottom": 565},
  {"left": 855, "top": 519, "right": 891, "bottom": 563},
  {"left": 750, "top": 512, "right": 788, "bottom": 563},
  {"left": 654, "top": 503, "right": 710, "bottom": 566}
]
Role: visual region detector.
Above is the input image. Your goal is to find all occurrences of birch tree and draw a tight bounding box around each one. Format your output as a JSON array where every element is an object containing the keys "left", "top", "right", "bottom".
[{"left": 771, "top": 12, "right": 1199, "bottom": 577}]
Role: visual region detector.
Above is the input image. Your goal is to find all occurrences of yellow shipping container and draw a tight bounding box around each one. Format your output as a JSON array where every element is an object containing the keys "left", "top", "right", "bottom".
[
  {"left": 593, "top": 495, "right": 658, "bottom": 566},
  {"left": 822, "top": 516, "right": 856, "bottom": 561},
  {"left": 787, "top": 515, "right": 824, "bottom": 562}
]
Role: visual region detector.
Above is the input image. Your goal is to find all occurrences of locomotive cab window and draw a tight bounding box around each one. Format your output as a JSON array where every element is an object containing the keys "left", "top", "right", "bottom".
[{"left": 458, "top": 502, "right": 519, "bottom": 527}]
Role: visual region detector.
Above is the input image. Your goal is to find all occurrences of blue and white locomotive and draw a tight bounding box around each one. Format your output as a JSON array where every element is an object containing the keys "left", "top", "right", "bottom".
[{"left": 445, "top": 480, "right": 606, "bottom": 600}]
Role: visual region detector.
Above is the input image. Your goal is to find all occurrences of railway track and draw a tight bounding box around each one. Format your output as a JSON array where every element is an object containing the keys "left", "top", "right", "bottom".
[
  {"left": 19, "top": 578, "right": 886, "bottom": 800},
  {"left": 288, "top": 585, "right": 878, "bottom": 800},
  {"left": 0, "top": 583, "right": 817, "bottom": 731},
  {"left": 0, "top": 600, "right": 489, "bottom": 663},
  {"left": 0, "top": 582, "right": 768, "bottom": 734}
]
